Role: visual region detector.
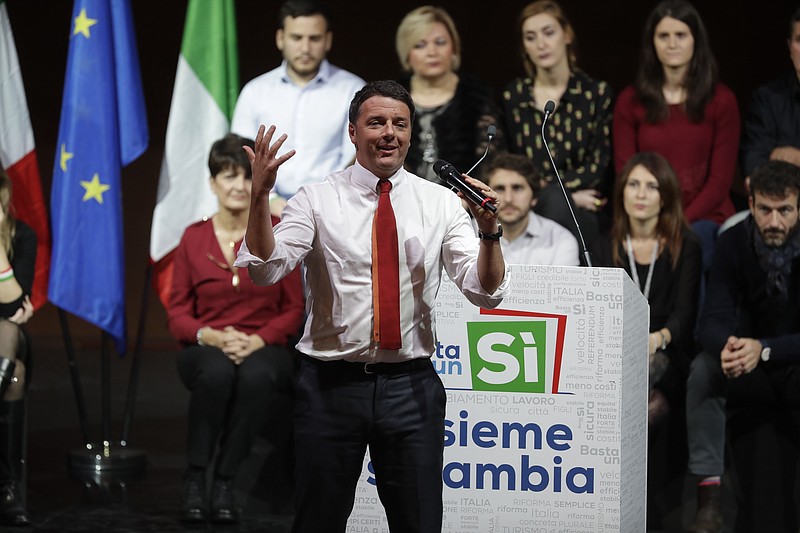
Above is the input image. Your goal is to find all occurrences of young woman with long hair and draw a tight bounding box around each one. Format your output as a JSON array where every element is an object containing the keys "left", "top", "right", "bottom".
[
  {"left": 592, "top": 152, "right": 702, "bottom": 530},
  {"left": 614, "top": 0, "right": 739, "bottom": 270}
]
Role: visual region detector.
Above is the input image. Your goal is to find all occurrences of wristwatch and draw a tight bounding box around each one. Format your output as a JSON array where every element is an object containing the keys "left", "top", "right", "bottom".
[
  {"left": 478, "top": 224, "right": 503, "bottom": 241},
  {"left": 760, "top": 340, "right": 771, "bottom": 362}
]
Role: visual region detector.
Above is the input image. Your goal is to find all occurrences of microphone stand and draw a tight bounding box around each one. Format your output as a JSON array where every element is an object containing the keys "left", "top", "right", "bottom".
[
  {"left": 541, "top": 104, "right": 593, "bottom": 267},
  {"left": 466, "top": 125, "right": 496, "bottom": 176}
]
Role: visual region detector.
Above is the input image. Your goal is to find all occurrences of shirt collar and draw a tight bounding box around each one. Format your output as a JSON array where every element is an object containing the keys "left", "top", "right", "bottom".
[
  {"left": 524, "top": 212, "right": 542, "bottom": 238},
  {"left": 351, "top": 160, "right": 407, "bottom": 194},
  {"left": 279, "top": 59, "right": 331, "bottom": 86},
  {"left": 502, "top": 212, "right": 539, "bottom": 244}
]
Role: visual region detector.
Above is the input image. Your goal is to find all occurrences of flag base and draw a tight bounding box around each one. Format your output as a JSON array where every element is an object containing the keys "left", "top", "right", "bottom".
[{"left": 68, "top": 441, "right": 147, "bottom": 485}]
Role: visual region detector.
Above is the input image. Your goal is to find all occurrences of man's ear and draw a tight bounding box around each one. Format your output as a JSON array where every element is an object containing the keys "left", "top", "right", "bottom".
[
  {"left": 276, "top": 29, "right": 284, "bottom": 51},
  {"left": 348, "top": 123, "right": 356, "bottom": 146}
]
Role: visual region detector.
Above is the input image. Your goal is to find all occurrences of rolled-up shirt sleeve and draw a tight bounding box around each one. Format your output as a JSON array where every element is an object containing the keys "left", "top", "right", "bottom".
[
  {"left": 234, "top": 188, "right": 316, "bottom": 285},
  {"left": 441, "top": 207, "right": 511, "bottom": 309}
]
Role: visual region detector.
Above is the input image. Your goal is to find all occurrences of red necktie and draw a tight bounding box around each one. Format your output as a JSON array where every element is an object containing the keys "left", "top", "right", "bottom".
[{"left": 372, "top": 179, "right": 402, "bottom": 349}]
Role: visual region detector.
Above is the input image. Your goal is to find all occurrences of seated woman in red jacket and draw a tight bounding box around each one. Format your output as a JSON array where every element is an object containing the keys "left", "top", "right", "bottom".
[
  {"left": 168, "top": 134, "right": 305, "bottom": 525},
  {"left": 613, "top": 0, "right": 739, "bottom": 272}
]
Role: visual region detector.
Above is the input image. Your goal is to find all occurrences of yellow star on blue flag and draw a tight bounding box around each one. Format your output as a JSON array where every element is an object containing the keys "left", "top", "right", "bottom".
[
  {"left": 59, "top": 144, "right": 73, "bottom": 172},
  {"left": 49, "top": 0, "right": 148, "bottom": 355},
  {"left": 80, "top": 174, "right": 111, "bottom": 204},
  {"left": 72, "top": 8, "right": 97, "bottom": 38}
]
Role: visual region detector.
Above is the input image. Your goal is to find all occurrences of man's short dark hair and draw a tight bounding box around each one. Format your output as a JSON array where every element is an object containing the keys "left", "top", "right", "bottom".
[
  {"left": 279, "top": 0, "right": 332, "bottom": 31},
  {"left": 208, "top": 134, "right": 254, "bottom": 178},
  {"left": 790, "top": 6, "right": 800, "bottom": 38},
  {"left": 484, "top": 152, "right": 541, "bottom": 194},
  {"left": 750, "top": 160, "right": 800, "bottom": 204},
  {"left": 348, "top": 80, "right": 415, "bottom": 127}
]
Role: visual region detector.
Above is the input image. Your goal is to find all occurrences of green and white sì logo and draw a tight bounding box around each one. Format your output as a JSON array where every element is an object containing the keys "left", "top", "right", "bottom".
[{"left": 467, "top": 321, "right": 548, "bottom": 393}]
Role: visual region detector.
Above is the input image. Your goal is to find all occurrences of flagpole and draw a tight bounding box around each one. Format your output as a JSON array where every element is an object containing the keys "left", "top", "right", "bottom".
[
  {"left": 57, "top": 308, "right": 92, "bottom": 445},
  {"left": 68, "top": 327, "right": 147, "bottom": 483},
  {"left": 54, "top": 0, "right": 149, "bottom": 491},
  {"left": 120, "top": 261, "right": 152, "bottom": 444},
  {"left": 101, "top": 332, "right": 111, "bottom": 443}
]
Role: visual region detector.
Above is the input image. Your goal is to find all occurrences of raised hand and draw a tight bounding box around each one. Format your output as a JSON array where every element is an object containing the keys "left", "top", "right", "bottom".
[
  {"left": 462, "top": 175, "right": 501, "bottom": 228},
  {"left": 243, "top": 125, "right": 296, "bottom": 200}
]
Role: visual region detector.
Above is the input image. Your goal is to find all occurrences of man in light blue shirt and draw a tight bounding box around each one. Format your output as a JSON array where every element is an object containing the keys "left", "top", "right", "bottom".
[{"left": 231, "top": 0, "right": 365, "bottom": 211}]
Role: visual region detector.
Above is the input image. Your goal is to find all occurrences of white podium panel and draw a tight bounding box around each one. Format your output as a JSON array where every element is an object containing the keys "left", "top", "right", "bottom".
[{"left": 348, "top": 265, "right": 649, "bottom": 533}]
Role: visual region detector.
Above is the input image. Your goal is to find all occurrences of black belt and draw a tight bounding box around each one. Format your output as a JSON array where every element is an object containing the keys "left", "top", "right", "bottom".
[{"left": 303, "top": 355, "right": 432, "bottom": 375}]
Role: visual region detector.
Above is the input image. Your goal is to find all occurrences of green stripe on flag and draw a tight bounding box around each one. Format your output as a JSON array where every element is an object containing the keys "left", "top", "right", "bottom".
[{"left": 181, "top": 0, "right": 238, "bottom": 121}]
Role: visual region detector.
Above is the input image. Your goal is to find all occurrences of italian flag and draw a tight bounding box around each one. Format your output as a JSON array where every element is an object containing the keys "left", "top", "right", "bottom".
[
  {"left": 149, "top": 0, "right": 238, "bottom": 306},
  {"left": 0, "top": 0, "right": 50, "bottom": 309}
]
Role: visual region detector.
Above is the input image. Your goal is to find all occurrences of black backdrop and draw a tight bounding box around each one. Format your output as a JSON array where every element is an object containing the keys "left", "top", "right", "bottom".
[{"left": 6, "top": 0, "right": 798, "bottom": 345}]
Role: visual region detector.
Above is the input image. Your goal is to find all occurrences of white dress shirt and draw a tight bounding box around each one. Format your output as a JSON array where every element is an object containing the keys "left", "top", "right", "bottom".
[
  {"left": 234, "top": 162, "right": 511, "bottom": 362},
  {"left": 231, "top": 60, "right": 366, "bottom": 198},
  {"left": 500, "top": 212, "right": 580, "bottom": 266}
]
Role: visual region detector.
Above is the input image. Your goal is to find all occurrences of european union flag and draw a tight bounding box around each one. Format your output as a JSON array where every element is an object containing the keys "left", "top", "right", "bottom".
[{"left": 49, "top": 0, "right": 148, "bottom": 354}]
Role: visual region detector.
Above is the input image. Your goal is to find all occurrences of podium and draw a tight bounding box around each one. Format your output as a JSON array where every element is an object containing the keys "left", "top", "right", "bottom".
[{"left": 348, "top": 265, "right": 649, "bottom": 532}]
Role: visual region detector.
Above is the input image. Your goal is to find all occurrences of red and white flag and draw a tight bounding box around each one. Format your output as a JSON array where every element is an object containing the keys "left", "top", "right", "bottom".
[
  {"left": 149, "top": 0, "right": 238, "bottom": 307},
  {"left": 0, "top": 0, "right": 50, "bottom": 309}
]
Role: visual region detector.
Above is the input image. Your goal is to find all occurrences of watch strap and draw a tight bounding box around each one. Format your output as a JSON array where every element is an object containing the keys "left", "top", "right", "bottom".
[{"left": 478, "top": 224, "right": 503, "bottom": 241}]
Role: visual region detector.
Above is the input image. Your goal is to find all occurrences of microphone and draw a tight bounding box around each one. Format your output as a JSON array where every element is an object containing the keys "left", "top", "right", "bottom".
[
  {"left": 465, "top": 124, "right": 497, "bottom": 175},
  {"left": 541, "top": 100, "right": 593, "bottom": 267},
  {"left": 433, "top": 159, "right": 497, "bottom": 213}
]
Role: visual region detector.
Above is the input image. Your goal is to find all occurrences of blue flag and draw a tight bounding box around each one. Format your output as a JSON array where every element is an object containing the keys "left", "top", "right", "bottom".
[{"left": 49, "top": 0, "right": 148, "bottom": 354}]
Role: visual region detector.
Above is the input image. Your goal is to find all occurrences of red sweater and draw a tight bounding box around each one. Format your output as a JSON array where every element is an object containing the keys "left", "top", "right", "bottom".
[
  {"left": 167, "top": 217, "right": 305, "bottom": 346},
  {"left": 613, "top": 83, "right": 740, "bottom": 224}
]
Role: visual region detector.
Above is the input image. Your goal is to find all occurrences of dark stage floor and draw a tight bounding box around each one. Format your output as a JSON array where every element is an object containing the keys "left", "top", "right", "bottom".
[
  {"left": 23, "top": 338, "right": 295, "bottom": 533},
  {"left": 16, "top": 335, "right": 786, "bottom": 533}
]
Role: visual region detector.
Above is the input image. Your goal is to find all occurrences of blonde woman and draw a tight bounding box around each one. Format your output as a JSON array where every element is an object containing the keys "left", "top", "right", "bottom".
[
  {"left": 396, "top": 6, "right": 503, "bottom": 181},
  {"left": 0, "top": 169, "right": 34, "bottom": 526}
]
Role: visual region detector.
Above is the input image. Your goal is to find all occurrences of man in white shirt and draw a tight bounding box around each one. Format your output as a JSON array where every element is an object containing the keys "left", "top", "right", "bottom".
[
  {"left": 235, "top": 80, "right": 509, "bottom": 533},
  {"left": 231, "top": 0, "right": 365, "bottom": 211},
  {"left": 486, "top": 152, "right": 580, "bottom": 266}
]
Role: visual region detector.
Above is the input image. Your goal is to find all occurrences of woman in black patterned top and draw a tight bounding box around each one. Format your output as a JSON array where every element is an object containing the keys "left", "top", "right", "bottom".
[{"left": 502, "top": 0, "right": 614, "bottom": 249}]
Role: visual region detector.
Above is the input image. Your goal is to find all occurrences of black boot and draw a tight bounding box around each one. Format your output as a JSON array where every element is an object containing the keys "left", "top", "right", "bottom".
[
  {"left": 0, "top": 359, "right": 16, "bottom": 400},
  {"left": 180, "top": 467, "right": 207, "bottom": 523},
  {"left": 209, "top": 477, "right": 238, "bottom": 524},
  {"left": 0, "top": 399, "right": 29, "bottom": 527}
]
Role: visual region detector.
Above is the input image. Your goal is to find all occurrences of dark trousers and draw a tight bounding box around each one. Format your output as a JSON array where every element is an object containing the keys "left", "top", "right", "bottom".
[
  {"left": 292, "top": 355, "right": 446, "bottom": 533},
  {"left": 176, "top": 344, "right": 293, "bottom": 478},
  {"left": 687, "top": 350, "right": 800, "bottom": 531}
]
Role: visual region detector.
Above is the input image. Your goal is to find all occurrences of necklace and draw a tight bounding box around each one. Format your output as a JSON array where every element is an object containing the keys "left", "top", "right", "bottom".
[
  {"left": 215, "top": 230, "right": 244, "bottom": 248},
  {"left": 626, "top": 235, "right": 658, "bottom": 300},
  {"left": 207, "top": 253, "right": 240, "bottom": 289}
]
